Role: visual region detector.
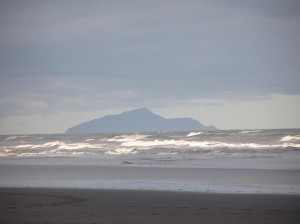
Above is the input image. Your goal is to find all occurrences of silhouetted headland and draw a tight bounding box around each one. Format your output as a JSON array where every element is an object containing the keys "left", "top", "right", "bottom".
[{"left": 66, "top": 108, "right": 217, "bottom": 134}]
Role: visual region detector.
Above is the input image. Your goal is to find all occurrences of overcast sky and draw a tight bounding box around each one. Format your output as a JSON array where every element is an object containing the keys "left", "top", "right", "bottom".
[{"left": 0, "top": 0, "right": 300, "bottom": 134}]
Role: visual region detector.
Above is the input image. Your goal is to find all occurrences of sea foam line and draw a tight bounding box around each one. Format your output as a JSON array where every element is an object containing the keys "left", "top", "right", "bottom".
[
  {"left": 280, "top": 135, "right": 300, "bottom": 142},
  {"left": 120, "top": 139, "right": 300, "bottom": 150}
]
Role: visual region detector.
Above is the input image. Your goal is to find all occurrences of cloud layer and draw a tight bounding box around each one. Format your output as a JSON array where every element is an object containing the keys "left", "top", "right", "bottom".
[{"left": 0, "top": 0, "right": 300, "bottom": 132}]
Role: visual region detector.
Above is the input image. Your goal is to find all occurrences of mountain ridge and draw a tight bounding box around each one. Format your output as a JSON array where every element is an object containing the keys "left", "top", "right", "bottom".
[{"left": 66, "top": 108, "right": 217, "bottom": 134}]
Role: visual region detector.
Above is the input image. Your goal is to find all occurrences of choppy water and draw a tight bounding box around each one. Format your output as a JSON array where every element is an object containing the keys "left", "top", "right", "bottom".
[
  {"left": 1, "top": 129, "right": 300, "bottom": 193},
  {"left": 1, "top": 129, "right": 300, "bottom": 158}
]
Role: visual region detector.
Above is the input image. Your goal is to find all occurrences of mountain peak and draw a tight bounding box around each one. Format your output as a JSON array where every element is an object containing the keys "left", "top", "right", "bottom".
[
  {"left": 66, "top": 108, "right": 217, "bottom": 134},
  {"left": 124, "top": 107, "right": 152, "bottom": 114}
]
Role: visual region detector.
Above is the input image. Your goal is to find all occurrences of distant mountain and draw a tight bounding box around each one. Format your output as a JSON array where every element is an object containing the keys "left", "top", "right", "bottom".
[{"left": 66, "top": 108, "right": 218, "bottom": 134}]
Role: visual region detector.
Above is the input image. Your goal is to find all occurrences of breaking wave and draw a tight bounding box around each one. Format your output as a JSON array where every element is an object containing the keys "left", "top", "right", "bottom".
[
  {"left": 239, "top": 130, "right": 262, "bottom": 134},
  {"left": 120, "top": 139, "right": 300, "bottom": 150},
  {"left": 5, "top": 135, "right": 29, "bottom": 140},
  {"left": 186, "top": 132, "right": 203, "bottom": 137},
  {"left": 280, "top": 135, "right": 300, "bottom": 142},
  {"left": 1, "top": 129, "right": 300, "bottom": 157},
  {"left": 107, "top": 134, "right": 149, "bottom": 142}
]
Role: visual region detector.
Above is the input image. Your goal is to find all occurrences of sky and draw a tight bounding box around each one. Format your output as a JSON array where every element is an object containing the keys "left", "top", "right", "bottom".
[{"left": 0, "top": 0, "right": 300, "bottom": 134}]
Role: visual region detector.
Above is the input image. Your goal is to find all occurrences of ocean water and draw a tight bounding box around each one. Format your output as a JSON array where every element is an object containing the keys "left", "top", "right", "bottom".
[
  {"left": 1, "top": 129, "right": 300, "bottom": 193},
  {"left": 1, "top": 129, "right": 300, "bottom": 169}
]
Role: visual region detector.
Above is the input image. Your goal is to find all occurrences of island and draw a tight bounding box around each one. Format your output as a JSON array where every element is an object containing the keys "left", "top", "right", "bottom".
[{"left": 66, "top": 108, "right": 217, "bottom": 134}]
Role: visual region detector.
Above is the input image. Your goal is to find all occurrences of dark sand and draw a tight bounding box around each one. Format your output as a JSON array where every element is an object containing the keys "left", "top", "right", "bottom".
[{"left": 1, "top": 188, "right": 300, "bottom": 224}]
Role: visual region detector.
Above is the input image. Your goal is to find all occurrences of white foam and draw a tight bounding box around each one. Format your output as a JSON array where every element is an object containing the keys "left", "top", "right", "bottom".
[
  {"left": 0, "top": 153, "right": 8, "bottom": 157},
  {"left": 120, "top": 139, "right": 293, "bottom": 150},
  {"left": 107, "top": 134, "right": 148, "bottom": 142},
  {"left": 13, "top": 142, "right": 63, "bottom": 150},
  {"left": 85, "top": 139, "right": 95, "bottom": 142},
  {"left": 7, "top": 142, "right": 105, "bottom": 158},
  {"left": 57, "top": 143, "right": 103, "bottom": 150},
  {"left": 42, "top": 141, "right": 62, "bottom": 147},
  {"left": 239, "top": 130, "right": 262, "bottom": 134},
  {"left": 283, "top": 143, "right": 300, "bottom": 148},
  {"left": 15, "top": 144, "right": 37, "bottom": 149},
  {"left": 121, "top": 139, "right": 178, "bottom": 147},
  {"left": 280, "top": 135, "right": 300, "bottom": 142},
  {"left": 14, "top": 141, "right": 104, "bottom": 151},
  {"left": 71, "top": 152, "right": 85, "bottom": 155},
  {"left": 105, "top": 147, "right": 137, "bottom": 155},
  {"left": 5, "top": 135, "right": 29, "bottom": 140},
  {"left": 5, "top": 136, "right": 17, "bottom": 140},
  {"left": 186, "top": 132, "right": 203, "bottom": 137},
  {"left": 158, "top": 152, "right": 178, "bottom": 155},
  {"left": 3, "top": 131, "right": 300, "bottom": 159}
]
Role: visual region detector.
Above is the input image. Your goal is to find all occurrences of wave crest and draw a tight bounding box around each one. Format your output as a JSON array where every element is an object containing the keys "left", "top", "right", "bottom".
[{"left": 280, "top": 135, "right": 300, "bottom": 142}]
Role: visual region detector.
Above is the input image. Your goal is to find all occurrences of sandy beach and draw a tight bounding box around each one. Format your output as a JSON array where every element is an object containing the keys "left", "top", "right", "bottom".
[
  {"left": 1, "top": 187, "right": 300, "bottom": 224},
  {"left": 0, "top": 164, "right": 300, "bottom": 223}
]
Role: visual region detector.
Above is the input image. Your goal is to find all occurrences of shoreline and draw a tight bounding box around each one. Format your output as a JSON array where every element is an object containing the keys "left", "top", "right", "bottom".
[
  {"left": 1, "top": 154, "right": 300, "bottom": 170},
  {"left": 1, "top": 164, "right": 300, "bottom": 195},
  {"left": 1, "top": 187, "right": 300, "bottom": 224}
]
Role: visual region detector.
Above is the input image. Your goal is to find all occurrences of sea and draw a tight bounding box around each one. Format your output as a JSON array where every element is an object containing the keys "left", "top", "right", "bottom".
[
  {"left": 1, "top": 129, "right": 300, "bottom": 169},
  {"left": 1, "top": 129, "right": 300, "bottom": 193}
]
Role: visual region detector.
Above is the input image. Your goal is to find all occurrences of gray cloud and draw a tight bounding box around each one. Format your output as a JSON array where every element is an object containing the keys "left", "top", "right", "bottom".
[{"left": 1, "top": 0, "right": 300, "bottom": 119}]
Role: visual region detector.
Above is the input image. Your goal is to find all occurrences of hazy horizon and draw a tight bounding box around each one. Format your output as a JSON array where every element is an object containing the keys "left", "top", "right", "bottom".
[
  {"left": 1, "top": 0, "right": 300, "bottom": 135},
  {"left": 1, "top": 107, "right": 300, "bottom": 136}
]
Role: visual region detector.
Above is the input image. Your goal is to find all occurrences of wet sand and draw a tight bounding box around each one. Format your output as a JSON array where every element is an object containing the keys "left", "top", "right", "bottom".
[
  {"left": 1, "top": 165, "right": 300, "bottom": 194},
  {"left": 1, "top": 187, "right": 300, "bottom": 224}
]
